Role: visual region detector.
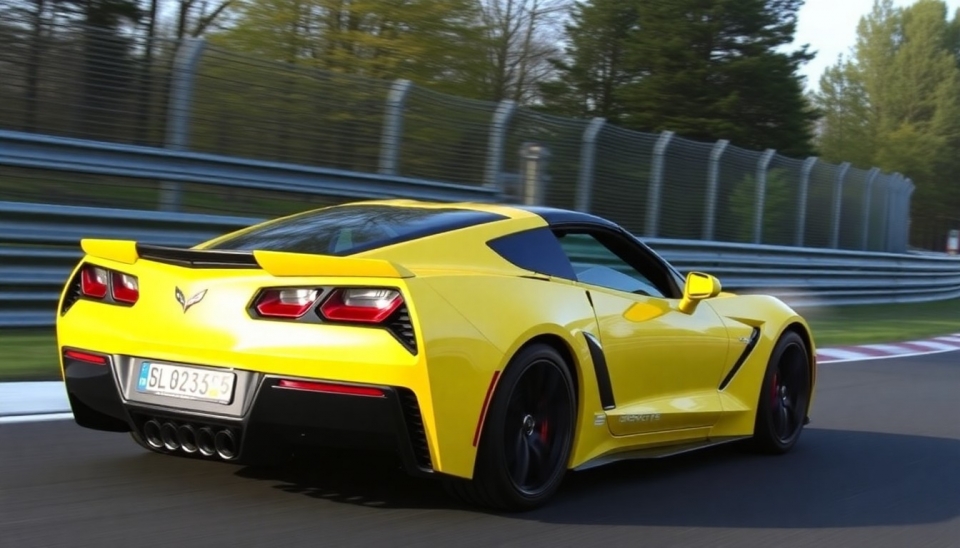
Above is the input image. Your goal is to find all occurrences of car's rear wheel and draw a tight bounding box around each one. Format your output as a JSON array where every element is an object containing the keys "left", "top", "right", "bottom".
[
  {"left": 445, "top": 343, "right": 576, "bottom": 512},
  {"left": 749, "top": 331, "right": 811, "bottom": 454}
]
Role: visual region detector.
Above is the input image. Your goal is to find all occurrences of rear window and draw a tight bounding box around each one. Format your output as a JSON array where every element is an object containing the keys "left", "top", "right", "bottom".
[{"left": 206, "top": 205, "right": 508, "bottom": 256}]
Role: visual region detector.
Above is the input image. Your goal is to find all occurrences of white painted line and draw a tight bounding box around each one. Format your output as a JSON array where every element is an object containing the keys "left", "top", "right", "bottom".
[
  {"left": 934, "top": 336, "right": 960, "bottom": 344},
  {"left": 907, "top": 340, "right": 959, "bottom": 351},
  {"left": 858, "top": 344, "right": 915, "bottom": 355},
  {"left": 0, "top": 412, "right": 74, "bottom": 425},
  {"left": 818, "top": 347, "right": 960, "bottom": 364},
  {"left": 816, "top": 348, "right": 871, "bottom": 360}
]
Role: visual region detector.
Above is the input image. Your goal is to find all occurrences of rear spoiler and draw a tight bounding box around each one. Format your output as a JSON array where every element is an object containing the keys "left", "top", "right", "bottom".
[{"left": 79, "top": 239, "right": 414, "bottom": 278}]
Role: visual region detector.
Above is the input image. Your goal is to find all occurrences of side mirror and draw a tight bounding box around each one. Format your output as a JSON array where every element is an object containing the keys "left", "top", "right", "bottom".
[{"left": 679, "top": 272, "right": 722, "bottom": 314}]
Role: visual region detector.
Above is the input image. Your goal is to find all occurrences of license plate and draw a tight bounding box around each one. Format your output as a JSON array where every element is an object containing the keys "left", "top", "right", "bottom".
[{"left": 137, "top": 361, "right": 235, "bottom": 405}]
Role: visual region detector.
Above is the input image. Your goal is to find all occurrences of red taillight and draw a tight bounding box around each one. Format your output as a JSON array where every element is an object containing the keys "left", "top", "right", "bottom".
[
  {"left": 63, "top": 349, "right": 108, "bottom": 365},
  {"left": 111, "top": 272, "right": 139, "bottom": 304},
  {"left": 276, "top": 379, "right": 385, "bottom": 397},
  {"left": 80, "top": 265, "right": 109, "bottom": 298},
  {"left": 320, "top": 288, "right": 403, "bottom": 324},
  {"left": 255, "top": 288, "right": 320, "bottom": 318}
]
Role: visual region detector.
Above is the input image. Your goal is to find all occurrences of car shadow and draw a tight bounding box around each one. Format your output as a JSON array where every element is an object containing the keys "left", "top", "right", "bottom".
[{"left": 235, "top": 427, "right": 960, "bottom": 528}]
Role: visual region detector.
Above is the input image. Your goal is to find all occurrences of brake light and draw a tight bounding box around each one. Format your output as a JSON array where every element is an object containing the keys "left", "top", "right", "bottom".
[
  {"left": 320, "top": 288, "right": 403, "bottom": 323},
  {"left": 63, "top": 349, "right": 108, "bottom": 365},
  {"left": 111, "top": 272, "right": 139, "bottom": 304},
  {"left": 277, "top": 379, "right": 385, "bottom": 397},
  {"left": 255, "top": 288, "right": 320, "bottom": 318},
  {"left": 80, "top": 265, "right": 109, "bottom": 298}
]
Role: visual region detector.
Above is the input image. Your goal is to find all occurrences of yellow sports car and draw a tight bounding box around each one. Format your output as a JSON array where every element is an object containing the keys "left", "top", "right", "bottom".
[{"left": 56, "top": 200, "right": 816, "bottom": 511}]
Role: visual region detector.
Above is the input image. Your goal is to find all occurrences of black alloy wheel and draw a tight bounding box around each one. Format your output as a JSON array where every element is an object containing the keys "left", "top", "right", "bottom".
[
  {"left": 445, "top": 343, "right": 576, "bottom": 511},
  {"left": 750, "top": 330, "right": 811, "bottom": 454}
]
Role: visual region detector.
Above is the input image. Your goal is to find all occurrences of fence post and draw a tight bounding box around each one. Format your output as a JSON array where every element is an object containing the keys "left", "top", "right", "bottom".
[
  {"left": 575, "top": 118, "right": 606, "bottom": 213},
  {"left": 483, "top": 100, "right": 517, "bottom": 192},
  {"left": 378, "top": 79, "right": 412, "bottom": 176},
  {"left": 795, "top": 156, "right": 817, "bottom": 247},
  {"left": 902, "top": 179, "right": 915, "bottom": 252},
  {"left": 644, "top": 131, "right": 674, "bottom": 237},
  {"left": 519, "top": 142, "right": 550, "bottom": 205},
  {"left": 701, "top": 139, "right": 728, "bottom": 240},
  {"left": 160, "top": 37, "right": 206, "bottom": 212},
  {"left": 880, "top": 173, "right": 894, "bottom": 252},
  {"left": 830, "top": 162, "right": 851, "bottom": 249},
  {"left": 860, "top": 167, "right": 880, "bottom": 250},
  {"left": 753, "top": 149, "right": 776, "bottom": 244}
]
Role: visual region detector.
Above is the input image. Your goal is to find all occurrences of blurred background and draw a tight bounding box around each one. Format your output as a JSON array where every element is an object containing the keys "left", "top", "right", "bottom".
[{"left": 2, "top": 0, "right": 958, "bottom": 251}]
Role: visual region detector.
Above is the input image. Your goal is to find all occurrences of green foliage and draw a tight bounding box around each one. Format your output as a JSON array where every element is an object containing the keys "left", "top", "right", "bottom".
[
  {"left": 541, "top": 0, "right": 817, "bottom": 157},
  {"left": 538, "top": 0, "right": 638, "bottom": 120},
  {"left": 210, "top": 0, "right": 488, "bottom": 99},
  {"left": 812, "top": 0, "right": 960, "bottom": 246},
  {"left": 728, "top": 168, "right": 798, "bottom": 244}
]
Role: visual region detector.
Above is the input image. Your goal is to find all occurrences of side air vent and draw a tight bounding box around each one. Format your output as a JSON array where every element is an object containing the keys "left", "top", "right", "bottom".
[
  {"left": 60, "top": 268, "right": 83, "bottom": 315},
  {"left": 398, "top": 388, "right": 432, "bottom": 471},
  {"left": 385, "top": 304, "right": 418, "bottom": 354}
]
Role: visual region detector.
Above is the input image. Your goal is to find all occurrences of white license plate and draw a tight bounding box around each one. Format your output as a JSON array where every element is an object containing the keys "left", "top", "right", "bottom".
[{"left": 136, "top": 361, "right": 236, "bottom": 405}]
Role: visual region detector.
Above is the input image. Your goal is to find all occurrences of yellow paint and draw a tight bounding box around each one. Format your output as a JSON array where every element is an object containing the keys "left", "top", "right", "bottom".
[
  {"left": 56, "top": 200, "right": 818, "bottom": 479},
  {"left": 252, "top": 250, "right": 414, "bottom": 278},
  {"left": 80, "top": 239, "right": 139, "bottom": 264}
]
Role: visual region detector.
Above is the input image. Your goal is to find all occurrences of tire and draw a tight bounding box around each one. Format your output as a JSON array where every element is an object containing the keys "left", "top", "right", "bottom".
[
  {"left": 748, "top": 330, "right": 811, "bottom": 454},
  {"left": 445, "top": 343, "right": 577, "bottom": 512}
]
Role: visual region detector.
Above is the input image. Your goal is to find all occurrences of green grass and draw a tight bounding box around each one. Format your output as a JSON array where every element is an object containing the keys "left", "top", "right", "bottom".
[
  {"left": 0, "top": 329, "right": 59, "bottom": 381},
  {"left": 2, "top": 299, "right": 958, "bottom": 382}
]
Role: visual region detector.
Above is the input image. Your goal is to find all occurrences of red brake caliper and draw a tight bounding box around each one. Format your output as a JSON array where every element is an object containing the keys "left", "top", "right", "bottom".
[{"left": 771, "top": 374, "right": 779, "bottom": 405}]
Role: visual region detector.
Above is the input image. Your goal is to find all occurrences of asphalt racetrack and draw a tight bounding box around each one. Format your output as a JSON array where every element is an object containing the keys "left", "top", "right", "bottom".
[{"left": 2, "top": 351, "right": 959, "bottom": 548}]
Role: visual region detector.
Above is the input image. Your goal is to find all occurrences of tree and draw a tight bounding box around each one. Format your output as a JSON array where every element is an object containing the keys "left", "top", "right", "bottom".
[
  {"left": 211, "top": 0, "right": 486, "bottom": 96},
  {"left": 813, "top": 0, "right": 960, "bottom": 247},
  {"left": 474, "top": 0, "right": 568, "bottom": 104},
  {"left": 616, "top": 0, "right": 817, "bottom": 157},
  {"left": 537, "top": 0, "right": 638, "bottom": 120}
]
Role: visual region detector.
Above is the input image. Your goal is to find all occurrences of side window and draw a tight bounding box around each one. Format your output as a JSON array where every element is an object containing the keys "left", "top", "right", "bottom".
[
  {"left": 554, "top": 231, "right": 671, "bottom": 298},
  {"left": 487, "top": 227, "right": 578, "bottom": 279}
]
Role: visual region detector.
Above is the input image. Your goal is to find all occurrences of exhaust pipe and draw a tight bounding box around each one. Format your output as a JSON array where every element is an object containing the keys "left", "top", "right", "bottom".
[
  {"left": 143, "top": 420, "right": 163, "bottom": 449},
  {"left": 197, "top": 427, "right": 216, "bottom": 457},
  {"left": 214, "top": 429, "right": 238, "bottom": 460},
  {"left": 177, "top": 424, "right": 198, "bottom": 454},
  {"left": 160, "top": 422, "right": 180, "bottom": 451}
]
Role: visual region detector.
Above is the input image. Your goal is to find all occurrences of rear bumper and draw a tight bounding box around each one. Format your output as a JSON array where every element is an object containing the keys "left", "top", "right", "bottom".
[{"left": 62, "top": 351, "right": 435, "bottom": 477}]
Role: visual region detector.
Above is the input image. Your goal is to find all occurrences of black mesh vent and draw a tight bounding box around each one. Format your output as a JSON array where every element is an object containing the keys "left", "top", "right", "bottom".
[
  {"left": 399, "top": 388, "right": 432, "bottom": 471},
  {"left": 385, "top": 304, "right": 417, "bottom": 354},
  {"left": 60, "top": 269, "right": 83, "bottom": 315}
]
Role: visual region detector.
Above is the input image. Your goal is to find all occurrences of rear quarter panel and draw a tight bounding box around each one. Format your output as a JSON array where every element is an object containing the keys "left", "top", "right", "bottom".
[{"left": 418, "top": 273, "right": 616, "bottom": 473}]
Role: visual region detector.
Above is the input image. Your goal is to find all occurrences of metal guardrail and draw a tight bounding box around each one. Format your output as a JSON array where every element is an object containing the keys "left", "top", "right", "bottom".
[
  {"left": 0, "top": 130, "right": 499, "bottom": 205},
  {"left": 3, "top": 201, "right": 958, "bottom": 328}
]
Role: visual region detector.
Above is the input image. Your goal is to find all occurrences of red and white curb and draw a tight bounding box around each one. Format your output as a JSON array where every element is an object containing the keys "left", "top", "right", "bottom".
[
  {"left": 2, "top": 334, "right": 959, "bottom": 424},
  {"left": 815, "top": 333, "right": 960, "bottom": 364}
]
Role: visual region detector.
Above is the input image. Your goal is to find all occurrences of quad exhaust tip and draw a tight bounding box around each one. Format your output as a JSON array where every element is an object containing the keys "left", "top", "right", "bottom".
[
  {"left": 177, "top": 424, "right": 198, "bottom": 454},
  {"left": 143, "top": 420, "right": 163, "bottom": 449},
  {"left": 142, "top": 420, "right": 237, "bottom": 461},
  {"left": 197, "top": 427, "right": 216, "bottom": 457},
  {"left": 215, "top": 429, "right": 238, "bottom": 460},
  {"left": 160, "top": 422, "right": 180, "bottom": 451}
]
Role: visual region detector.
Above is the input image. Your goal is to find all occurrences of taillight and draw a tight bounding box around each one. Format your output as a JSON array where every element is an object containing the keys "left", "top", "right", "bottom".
[
  {"left": 74, "top": 263, "right": 138, "bottom": 305},
  {"left": 111, "top": 272, "right": 139, "bottom": 304},
  {"left": 320, "top": 288, "right": 403, "bottom": 324},
  {"left": 255, "top": 288, "right": 320, "bottom": 318},
  {"left": 80, "top": 265, "right": 109, "bottom": 298}
]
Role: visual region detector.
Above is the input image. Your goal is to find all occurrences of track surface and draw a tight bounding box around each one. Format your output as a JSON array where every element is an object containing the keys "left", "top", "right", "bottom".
[{"left": 3, "top": 352, "right": 959, "bottom": 548}]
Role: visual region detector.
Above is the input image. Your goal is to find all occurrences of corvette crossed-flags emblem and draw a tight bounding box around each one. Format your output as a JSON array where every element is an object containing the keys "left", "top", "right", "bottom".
[{"left": 175, "top": 287, "right": 207, "bottom": 313}]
